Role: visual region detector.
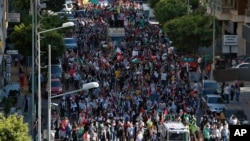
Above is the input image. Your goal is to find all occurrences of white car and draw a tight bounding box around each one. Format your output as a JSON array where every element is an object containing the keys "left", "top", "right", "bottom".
[
  {"left": 201, "top": 94, "right": 226, "bottom": 113},
  {"left": 232, "top": 63, "right": 249, "bottom": 69}
]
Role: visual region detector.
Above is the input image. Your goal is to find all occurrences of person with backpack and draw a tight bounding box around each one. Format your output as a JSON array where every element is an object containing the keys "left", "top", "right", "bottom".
[{"left": 221, "top": 125, "right": 229, "bottom": 141}]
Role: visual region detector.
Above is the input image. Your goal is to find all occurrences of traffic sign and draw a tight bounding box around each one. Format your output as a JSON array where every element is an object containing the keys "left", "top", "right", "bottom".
[{"left": 224, "top": 35, "right": 238, "bottom": 46}]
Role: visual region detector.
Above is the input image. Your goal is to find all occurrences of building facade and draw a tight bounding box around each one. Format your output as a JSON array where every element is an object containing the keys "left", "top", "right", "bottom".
[
  {"left": 0, "top": 0, "right": 8, "bottom": 88},
  {"left": 208, "top": 0, "right": 250, "bottom": 57}
]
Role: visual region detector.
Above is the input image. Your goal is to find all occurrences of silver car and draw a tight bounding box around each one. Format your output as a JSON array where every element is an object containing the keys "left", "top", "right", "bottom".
[{"left": 201, "top": 94, "right": 226, "bottom": 113}]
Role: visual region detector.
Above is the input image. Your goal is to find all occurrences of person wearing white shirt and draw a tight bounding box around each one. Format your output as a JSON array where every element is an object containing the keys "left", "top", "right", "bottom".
[
  {"left": 161, "top": 71, "right": 167, "bottom": 86},
  {"left": 229, "top": 115, "right": 238, "bottom": 125},
  {"left": 224, "top": 84, "right": 231, "bottom": 104}
]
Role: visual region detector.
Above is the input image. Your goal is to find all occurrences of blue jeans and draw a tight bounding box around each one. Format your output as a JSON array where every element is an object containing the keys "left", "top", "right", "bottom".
[
  {"left": 222, "top": 136, "right": 228, "bottom": 141},
  {"left": 225, "top": 94, "right": 229, "bottom": 104},
  {"left": 236, "top": 92, "right": 240, "bottom": 102}
]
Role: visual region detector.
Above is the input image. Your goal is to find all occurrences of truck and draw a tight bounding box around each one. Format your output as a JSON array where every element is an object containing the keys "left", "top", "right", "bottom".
[{"left": 158, "top": 122, "right": 190, "bottom": 141}]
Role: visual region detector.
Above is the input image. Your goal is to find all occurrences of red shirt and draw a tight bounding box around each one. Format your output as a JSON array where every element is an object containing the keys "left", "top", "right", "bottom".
[{"left": 69, "top": 69, "right": 75, "bottom": 77}]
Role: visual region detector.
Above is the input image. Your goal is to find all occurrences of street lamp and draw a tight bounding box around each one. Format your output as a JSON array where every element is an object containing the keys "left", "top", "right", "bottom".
[{"left": 37, "top": 22, "right": 74, "bottom": 141}]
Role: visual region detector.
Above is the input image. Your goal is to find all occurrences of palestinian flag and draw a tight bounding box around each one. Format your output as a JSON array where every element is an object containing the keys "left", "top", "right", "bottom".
[
  {"left": 132, "top": 58, "right": 140, "bottom": 63},
  {"left": 100, "top": 58, "right": 110, "bottom": 68},
  {"left": 116, "top": 47, "right": 123, "bottom": 61}
]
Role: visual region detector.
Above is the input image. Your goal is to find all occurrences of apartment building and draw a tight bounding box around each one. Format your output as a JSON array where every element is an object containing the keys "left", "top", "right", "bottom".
[{"left": 208, "top": 0, "right": 250, "bottom": 57}]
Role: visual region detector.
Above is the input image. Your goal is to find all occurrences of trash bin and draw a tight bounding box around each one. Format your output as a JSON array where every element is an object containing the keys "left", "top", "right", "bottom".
[{"left": 43, "top": 129, "right": 56, "bottom": 141}]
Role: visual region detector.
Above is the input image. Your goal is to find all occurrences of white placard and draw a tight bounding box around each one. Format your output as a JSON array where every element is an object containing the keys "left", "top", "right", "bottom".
[
  {"left": 224, "top": 35, "right": 238, "bottom": 46},
  {"left": 6, "top": 50, "right": 18, "bottom": 55},
  {"left": 8, "top": 13, "right": 20, "bottom": 22},
  {"left": 108, "top": 28, "right": 125, "bottom": 37}
]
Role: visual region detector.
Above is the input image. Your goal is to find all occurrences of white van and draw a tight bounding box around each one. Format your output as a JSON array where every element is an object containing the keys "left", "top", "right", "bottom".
[
  {"left": 142, "top": 4, "right": 159, "bottom": 25},
  {"left": 62, "top": 1, "right": 73, "bottom": 13},
  {"left": 159, "top": 122, "right": 190, "bottom": 141}
]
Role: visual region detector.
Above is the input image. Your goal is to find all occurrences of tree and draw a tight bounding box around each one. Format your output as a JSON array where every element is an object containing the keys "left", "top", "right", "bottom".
[
  {"left": 10, "top": 15, "right": 69, "bottom": 57},
  {"left": 148, "top": 0, "right": 161, "bottom": 8},
  {"left": 0, "top": 114, "right": 31, "bottom": 141},
  {"left": 153, "top": 0, "right": 187, "bottom": 24},
  {"left": 44, "top": 0, "right": 65, "bottom": 12},
  {"left": 40, "top": 31, "right": 66, "bottom": 60},
  {"left": 12, "top": 0, "right": 65, "bottom": 13},
  {"left": 163, "top": 14, "right": 220, "bottom": 53},
  {"left": 12, "top": 0, "right": 30, "bottom": 13},
  {"left": 10, "top": 23, "right": 32, "bottom": 56}
]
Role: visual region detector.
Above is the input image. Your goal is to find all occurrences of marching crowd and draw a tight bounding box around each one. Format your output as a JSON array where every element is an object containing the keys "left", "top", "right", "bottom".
[{"left": 35, "top": 1, "right": 240, "bottom": 141}]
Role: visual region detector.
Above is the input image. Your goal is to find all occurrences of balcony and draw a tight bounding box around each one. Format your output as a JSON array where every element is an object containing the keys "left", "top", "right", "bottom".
[
  {"left": 230, "top": 9, "right": 245, "bottom": 22},
  {"left": 207, "top": 1, "right": 234, "bottom": 21}
]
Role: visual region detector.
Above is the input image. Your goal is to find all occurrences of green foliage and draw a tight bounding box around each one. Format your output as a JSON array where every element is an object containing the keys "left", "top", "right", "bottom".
[
  {"left": 2, "top": 97, "right": 11, "bottom": 117},
  {"left": 189, "top": 0, "right": 200, "bottom": 10},
  {"left": 39, "top": 15, "right": 68, "bottom": 30},
  {"left": 44, "top": 0, "right": 65, "bottom": 12},
  {"left": 12, "top": 0, "right": 30, "bottom": 13},
  {"left": 12, "top": 0, "right": 65, "bottom": 13},
  {"left": 41, "top": 31, "right": 66, "bottom": 58},
  {"left": 163, "top": 14, "right": 220, "bottom": 53},
  {"left": 11, "top": 23, "right": 32, "bottom": 56},
  {"left": 10, "top": 15, "right": 69, "bottom": 57},
  {"left": 148, "top": 0, "right": 160, "bottom": 8},
  {"left": 154, "top": 0, "right": 187, "bottom": 24},
  {"left": 0, "top": 114, "right": 31, "bottom": 141}
]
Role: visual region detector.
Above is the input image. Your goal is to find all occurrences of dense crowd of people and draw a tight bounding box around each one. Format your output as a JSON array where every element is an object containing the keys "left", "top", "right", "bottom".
[{"left": 36, "top": 1, "right": 239, "bottom": 141}]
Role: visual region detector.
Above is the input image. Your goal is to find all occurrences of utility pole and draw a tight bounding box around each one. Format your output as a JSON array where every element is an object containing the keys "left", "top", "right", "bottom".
[{"left": 211, "top": 0, "right": 216, "bottom": 80}]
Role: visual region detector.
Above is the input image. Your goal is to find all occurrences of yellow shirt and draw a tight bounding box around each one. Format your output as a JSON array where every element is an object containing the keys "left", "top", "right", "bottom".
[{"left": 115, "top": 70, "right": 121, "bottom": 79}]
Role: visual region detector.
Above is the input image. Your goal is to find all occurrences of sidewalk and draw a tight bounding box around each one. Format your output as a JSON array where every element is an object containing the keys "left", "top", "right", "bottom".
[
  {"left": 10, "top": 64, "right": 33, "bottom": 133},
  {"left": 226, "top": 85, "right": 250, "bottom": 120}
]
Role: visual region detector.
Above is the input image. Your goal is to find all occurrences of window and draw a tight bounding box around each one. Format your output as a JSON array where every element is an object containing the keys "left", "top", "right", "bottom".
[
  {"left": 204, "top": 82, "right": 219, "bottom": 89},
  {"left": 168, "top": 132, "right": 184, "bottom": 140},
  {"left": 51, "top": 80, "right": 61, "bottom": 87},
  {"left": 208, "top": 97, "right": 224, "bottom": 104}
]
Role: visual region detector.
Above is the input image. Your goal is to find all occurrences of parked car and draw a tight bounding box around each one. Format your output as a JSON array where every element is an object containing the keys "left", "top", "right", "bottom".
[
  {"left": 51, "top": 64, "right": 63, "bottom": 78},
  {"left": 44, "top": 78, "right": 63, "bottom": 97},
  {"left": 232, "top": 63, "right": 250, "bottom": 69},
  {"left": 201, "top": 80, "right": 221, "bottom": 96},
  {"left": 201, "top": 94, "right": 226, "bottom": 113},
  {"left": 242, "top": 57, "right": 250, "bottom": 63},
  {"left": 64, "top": 38, "right": 78, "bottom": 50},
  {"left": 179, "top": 55, "right": 198, "bottom": 71},
  {"left": 223, "top": 108, "right": 249, "bottom": 125},
  {"left": 62, "top": 1, "right": 73, "bottom": 13}
]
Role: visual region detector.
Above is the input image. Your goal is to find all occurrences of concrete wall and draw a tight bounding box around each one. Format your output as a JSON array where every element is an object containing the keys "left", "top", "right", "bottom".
[{"left": 214, "top": 69, "right": 250, "bottom": 81}]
